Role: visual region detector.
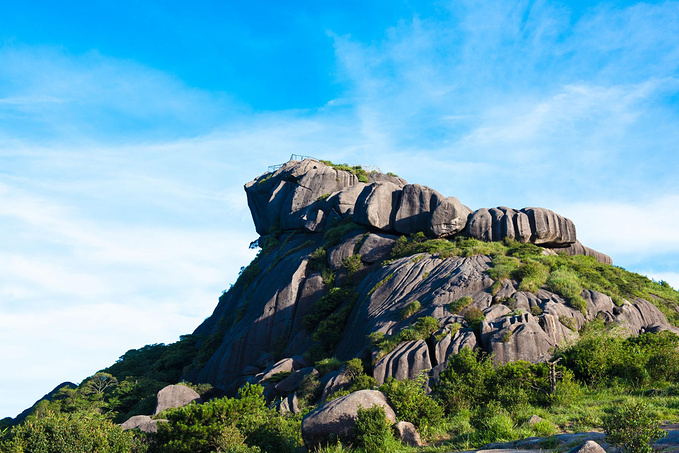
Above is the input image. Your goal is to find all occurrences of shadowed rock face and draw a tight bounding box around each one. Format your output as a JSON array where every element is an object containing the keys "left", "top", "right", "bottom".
[{"left": 185, "top": 158, "right": 677, "bottom": 396}]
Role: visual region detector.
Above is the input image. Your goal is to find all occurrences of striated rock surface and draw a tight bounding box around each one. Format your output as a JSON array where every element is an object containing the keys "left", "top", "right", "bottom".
[
  {"left": 466, "top": 207, "right": 576, "bottom": 247},
  {"left": 301, "top": 390, "right": 396, "bottom": 448},
  {"left": 184, "top": 158, "right": 678, "bottom": 398}
]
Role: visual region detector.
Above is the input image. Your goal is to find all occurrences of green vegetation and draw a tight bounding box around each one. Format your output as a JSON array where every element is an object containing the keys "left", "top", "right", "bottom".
[
  {"left": 153, "top": 383, "right": 301, "bottom": 453},
  {"left": 379, "top": 376, "right": 444, "bottom": 436},
  {"left": 603, "top": 401, "right": 666, "bottom": 453},
  {"left": 303, "top": 287, "right": 358, "bottom": 333},
  {"left": 323, "top": 218, "right": 363, "bottom": 248},
  {"left": 367, "top": 273, "right": 393, "bottom": 296},
  {"left": 448, "top": 296, "right": 472, "bottom": 314},
  {"left": 400, "top": 300, "right": 421, "bottom": 320},
  {"left": 320, "top": 160, "right": 370, "bottom": 183},
  {"left": 463, "top": 307, "right": 485, "bottom": 330},
  {"left": 371, "top": 317, "right": 439, "bottom": 360},
  {"left": 0, "top": 410, "right": 142, "bottom": 453},
  {"left": 342, "top": 254, "right": 363, "bottom": 275},
  {"left": 354, "top": 405, "right": 395, "bottom": 453}
]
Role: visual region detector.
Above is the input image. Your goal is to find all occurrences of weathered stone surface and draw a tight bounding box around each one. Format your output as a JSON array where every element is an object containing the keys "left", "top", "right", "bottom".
[
  {"left": 320, "top": 367, "right": 351, "bottom": 402},
  {"left": 245, "top": 159, "right": 361, "bottom": 235},
  {"left": 325, "top": 183, "right": 366, "bottom": 219},
  {"left": 466, "top": 207, "right": 577, "bottom": 247},
  {"left": 394, "top": 184, "right": 444, "bottom": 235},
  {"left": 528, "top": 415, "right": 544, "bottom": 425},
  {"left": 328, "top": 231, "right": 364, "bottom": 270},
  {"left": 562, "top": 240, "right": 613, "bottom": 265},
  {"left": 435, "top": 327, "right": 477, "bottom": 365},
  {"left": 121, "top": 415, "right": 152, "bottom": 430},
  {"left": 568, "top": 440, "right": 607, "bottom": 453},
  {"left": 394, "top": 421, "right": 423, "bottom": 447},
  {"left": 154, "top": 385, "right": 202, "bottom": 415},
  {"left": 429, "top": 196, "right": 473, "bottom": 237},
  {"left": 368, "top": 172, "right": 408, "bottom": 188},
  {"left": 275, "top": 367, "right": 318, "bottom": 394},
  {"left": 252, "top": 358, "right": 297, "bottom": 385},
  {"left": 301, "top": 390, "right": 396, "bottom": 448},
  {"left": 373, "top": 340, "right": 432, "bottom": 385},
  {"left": 353, "top": 182, "right": 401, "bottom": 231},
  {"left": 279, "top": 393, "right": 301, "bottom": 415},
  {"left": 358, "top": 233, "right": 397, "bottom": 263}
]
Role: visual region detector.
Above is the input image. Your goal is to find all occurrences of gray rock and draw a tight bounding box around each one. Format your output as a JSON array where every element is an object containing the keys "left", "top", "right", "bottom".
[
  {"left": 328, "top": 231, "right": 364, "bottom": 270},
  {"left": 138, "top": 419, "right": 167, "bottom": 434},
  {"left": 373, "top": 340, "right": 432, "bottom": 385},
  {"left": 568, "top": 440, "right": 607, "bottom": 453},
  {"left": 358, "top": 233, "right": 398, "bottom": 263},
  {"left": 394, "top": 421, "right": 423, "bottom": 447},
  {"left": 368, "top": 172, "right": 408, "bottom": 188},
  {"left": 320, "top": 367, "right": 351, "bottom": 402},
  {"left": 562, "top": 240, "right": 613, "bottom": 265},
  {"left": 301, "top": 390, "right": 396, "bottom": 448},
  {"left": 528, "top": 415, "right": 544, "bottom": 425},
  {"left": 154, "top": 385, "right": 202, "bottom": 415},
  {"left": 466, "top": 207, "right": 577, "bottom": 247},
  {"left": 325, "top": 183, "right": 367, "bottom": 219},
  {"left": 429, "top": 196, "right": 473, "bottom": 237},
  {"left": 394, "top": 184, "right": 444, "bottom": 235},
  {"left": 121, "top": 415, "right": 152, "bottom": 430},
  {"left": 435, "top": 328, "right": 477, "bottom": 366},
  {"left": 353, "top": 182, "right": 401, "bottom": 231},
  {"left": 253, "top": 358, "right": 297, "bottom": 385},
  {"left": 279, "top": 393, "right": 301, "bottom": 415},
  {"left": 275, "top": 367, "right": 318, "bottom": 394}
]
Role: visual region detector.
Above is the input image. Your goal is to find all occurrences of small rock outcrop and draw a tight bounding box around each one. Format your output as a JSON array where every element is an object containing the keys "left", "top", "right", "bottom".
[
  {"left": 154, "top": 385, "right": 202, "bottom": 415},
  {"left": 301, "top": 390, "right": 396, "bottom": 448},
  {"left": 121, "top": 415, "right": 168, "bottom": 433},
  {"left": 373, "top": 340, "right": 432, "bottom": 385},
  {"left": 569, "top": 440, "right": 607, "bottom": 453},
  {"left": 394, "top": 421, "right": 423, "bottom": 447}
]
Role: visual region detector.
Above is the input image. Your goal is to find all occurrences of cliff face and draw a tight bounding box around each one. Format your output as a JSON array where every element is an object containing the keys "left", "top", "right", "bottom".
[{"left": 185, "top": 158, "right": 674, "bottom": 395}]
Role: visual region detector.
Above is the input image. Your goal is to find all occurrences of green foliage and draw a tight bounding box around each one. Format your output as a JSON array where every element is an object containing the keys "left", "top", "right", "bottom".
[
  {"left": 513, "top": 259, "right": 550, "bottom": 293},
  {"left": 434, "top": 348, "right": 553, "bottom": 415},
  {"left": 153, "top": 383, "right": 301, "bottom": 453},
  {"left": 304, "top": 287, "right": 358, "bottom": 332},
  {"left": 345, "top": 358, "right": 365, "bottom": 380},
  {"left": 603, "top": 401, "right": 667, "bottom": 453},
  {"left": 372, "top": 316, "right": 440, "bottom": 359},
  {"left": 317, "top": 193, "right": 331, "bottom": 201},
  {"left": 379, "top": 376, "right": 444, "bottom": 436},
  {"left": 448, "top": 296, "right": 472, "bottom": 314},
  {"left": 314, "top": 357, "right": 343, "bottom": 376},
  {"left": 547, "top": 267, "right": 587, "bottom": 314},
  {"left": 354, "top": 405, "right": 394, "bottom": 453},
  {"left": 341, "top": 254, "right": 363, "bottom": 275},
  {"left": 463, "top": 307, "right": 485, "bottom": 330},
  {"left": 399, "top": 300, "right": 421, "bottom": 320},
  {"left": 391, "top": 233, "right": 457, "bottom": 259},
  {"left": 557, "top": 328, "right": 679, "bottom": 387},
  {"left": 323, "top": 218, "right": 362, "bottom": 248},
  {"left": 501, "top": 330, "right": 513, "bottom": 343},
  {"left": 320, "top": 160, "right": 370, "bottom": 183},
  {"left": 487, "top": 255, "right": 520, "bottom": 295},
  {"left": 1, "top": 410, "right": 141, "bottom": 453},
  {"left": 309, "top": 247, "right": 328, "bottom": 273},
  {"left": 530, "top": 305, "right": 544, "bottom": 316}
]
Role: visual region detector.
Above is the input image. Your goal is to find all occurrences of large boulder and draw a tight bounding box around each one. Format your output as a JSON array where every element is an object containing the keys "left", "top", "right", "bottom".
[
  {"left": 466, "top": 207, "right": 576, "bottom": 247},
  {"left": 562, "top": 240, "right": 613, "bottom": 264},
  {"left": 353, "top": 182, "right": 402, "bottom": 231},
  {"left": 154, "top": 385, "right": 202, "bottom": 415},
  {"left": 393, "top": 184, "right": 444, "bottom": 235},
  {"left": 301, "top": 390, "right": 396, "bottom": 448},
  {"left": 429, "top": 196, "right": 473, "bottom": 237}
]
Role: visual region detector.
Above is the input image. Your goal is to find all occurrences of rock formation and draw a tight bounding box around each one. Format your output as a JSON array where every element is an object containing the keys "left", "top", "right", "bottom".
[{"left": 184, "top": 157, "right": 677, "bottom": 400}]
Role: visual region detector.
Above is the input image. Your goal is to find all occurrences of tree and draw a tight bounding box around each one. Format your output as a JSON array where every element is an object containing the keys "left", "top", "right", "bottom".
[{"left": 603, "top": 401, "right": 667, "bottom": 453}]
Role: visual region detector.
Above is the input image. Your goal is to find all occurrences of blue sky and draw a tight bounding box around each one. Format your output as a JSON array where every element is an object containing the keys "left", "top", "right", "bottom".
[{"left": 2, "top": 0, "right": 679, "bottom": 418}]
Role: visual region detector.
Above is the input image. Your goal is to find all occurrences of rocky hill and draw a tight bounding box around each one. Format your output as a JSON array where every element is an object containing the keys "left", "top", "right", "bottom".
[{"left": 182, "top": 157, "right": 678, "bottom": 398}]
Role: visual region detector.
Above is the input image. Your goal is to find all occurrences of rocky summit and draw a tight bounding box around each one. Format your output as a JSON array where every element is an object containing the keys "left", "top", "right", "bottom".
[{"left": 183, "top": 157, "right": 675, "bottom": 397}]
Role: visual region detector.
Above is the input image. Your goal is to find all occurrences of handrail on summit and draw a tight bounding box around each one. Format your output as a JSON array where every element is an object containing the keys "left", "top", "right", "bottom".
[
  {"left": 266, "top": 154, "right": 382, "bottom": 174},
  {"left": 267, "top": 154, "right": 318, "bottom": 173}
]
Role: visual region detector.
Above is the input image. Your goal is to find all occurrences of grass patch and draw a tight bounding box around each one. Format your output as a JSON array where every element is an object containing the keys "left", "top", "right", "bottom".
[
  {"left": 320, "top": 160, "right": 370, "bottom": 183},
  {"left": 448, "top": 296, "right": 472, "bottom": 314},
  {"left": 371, "top": 317, "right": 440, "bottom": 360},
  {"left": 400, "top": 300, "right": 422, "bottom": 320}
]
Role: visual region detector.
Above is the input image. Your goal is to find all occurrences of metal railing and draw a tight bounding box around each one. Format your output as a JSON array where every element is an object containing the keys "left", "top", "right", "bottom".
[{"left": 266, "top": 154, "right": 381, "bottom": 174}]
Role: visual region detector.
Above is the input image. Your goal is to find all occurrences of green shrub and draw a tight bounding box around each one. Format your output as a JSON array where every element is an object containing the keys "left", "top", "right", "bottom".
[
  {"left": 303, "top": 288, "right": 357, "bottom": 332},
  {"left": 320, "top": 160, "right": 370, "bottom": 183},
  {"left": 323, "top": 219, "right": 362, "bottom": 248},
  {"left": 1, "top": 410, "right": 141, "bottom": 453},
  {"left": 547, "top": 267, "right": 587, "bottom": 314},
  {"left": 341, "top": 254, "right": 363, "bottom": 275},
  {"left": 400, "top": 300, "right": 421, "bottom": 320},
  {"left": 530, "top": 305, "right": 543, "bottom": 316},
  {"left": 603, "top": 401, "right": 666, "bottom": 453},
  {"left": 345, "top": 358, "right": 364, "bottom": 380},
  {"left": 315, "top": 357, "right": 342, "bottom": 376},
  {"left": 379, "top": 376, "right": 444, "bottom": 435},
  {"left": 448, "top": 296, "right": 472, "bottom": 314},
  {"left": 354, "top": 405, "right": 394, "bottom": 453},
  {"left": 463, "top": 307, "right": 485, "bottom": 330},
  {"left": 513, "top": 259, "right": 549, "bottom": 293},
  {"left": 501, "top": 330, "right": 513, "bottom": 343}
]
